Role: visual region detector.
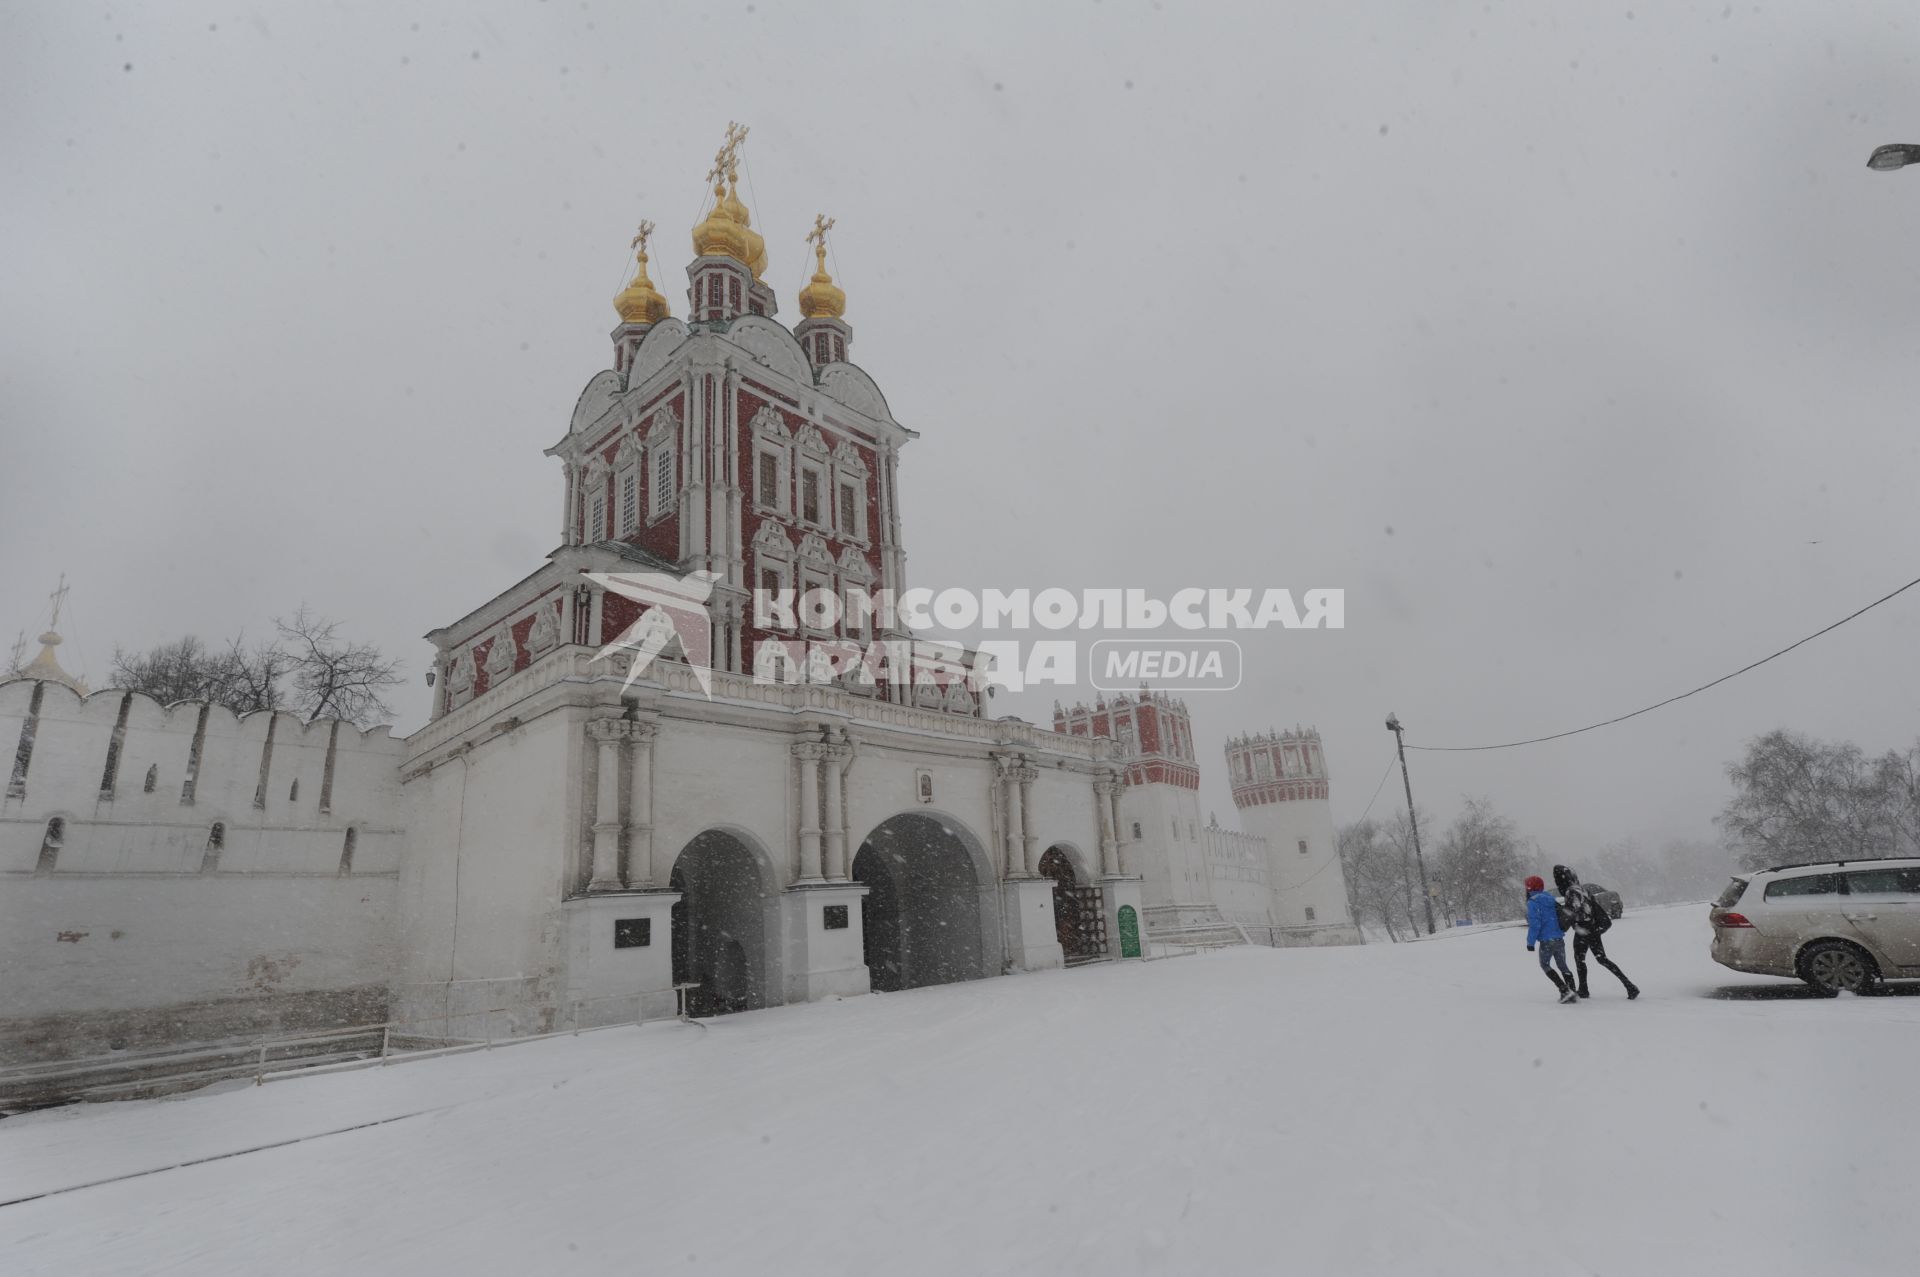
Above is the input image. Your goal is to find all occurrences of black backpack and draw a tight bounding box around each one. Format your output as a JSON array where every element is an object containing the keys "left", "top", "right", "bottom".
[
  {"left": 1553, "top": 898, "right": 1574, "bottom": 932},
  {"left": 1573, "top": 886, "right": 1612, "bottom": 934}
]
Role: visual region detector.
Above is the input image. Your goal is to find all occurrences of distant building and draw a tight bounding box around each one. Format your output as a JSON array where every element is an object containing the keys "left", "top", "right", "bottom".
[{"left": 1056, "top": 694, "right": 1361, "bottom": 946}]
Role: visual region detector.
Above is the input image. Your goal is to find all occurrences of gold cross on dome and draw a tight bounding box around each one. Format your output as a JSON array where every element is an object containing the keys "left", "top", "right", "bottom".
[
  {"left": 630, "top": 220, "right": 655, "bottom": 255},
  {"left": 805, "top": 214, "right": 836, "bottom": 251},
  {"left": 49, "top": 574, "right": 69, "bottom": 630}
]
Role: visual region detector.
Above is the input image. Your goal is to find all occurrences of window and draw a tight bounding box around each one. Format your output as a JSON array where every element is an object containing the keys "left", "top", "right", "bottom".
[
  {"left": 1713, "top": 878, "right": 1749, "bottom": 909},
  {"left": 1845, "top": 868, "right": 1920, "bottom": 896},
  {"left": 1763, "top": 873, "right": 1842, "bottom": 900},
  {"left": 823, "top": 904, "right": 850, "bottom": 930},
  {"left": 339, "top": 827, "right": 357, "bottom": 875},
  {"left": 1298, "top": 839, "right": 1309, "bottom": 856},
  {"left": 1255, "top": 752, "right": 1274, "bottom": 780},
  {"left": 1131, "top": 821, "right": 1142, "bottom": 840},
  {"left": 201, "top": 821, "right": 226, "bottom": 873},
  {"left": 143, "top": 764, "right": 158, "bottom": 793},
  {"left": 614, "top": 918, "right": 651, "bottom": 948},
  {"left": 838, "top": 482, "right": 859, "bottom": 537},
  {"left": 758, "top": 451, "right": 779, "bottom": 507},
  {"left": 588, "top": 491, "right": 606, "bottom": 541},
  {"left": 1305, "top": 907, "right": 1317, "bottom": 922},
  {"left": 35, "top": 817, "right": 64, "bottom": 874},
  {"left": 619, "top": 469, "right": 638, "bottom": 535},
  {"left": 801, "top": 467, "right": 822, "bottom": 523},
  {"left": 651, "top": 444, "right": 675, "bottom": 517},
  {"left": 288, "top": 778, "right": 299, "bottom": 803}
]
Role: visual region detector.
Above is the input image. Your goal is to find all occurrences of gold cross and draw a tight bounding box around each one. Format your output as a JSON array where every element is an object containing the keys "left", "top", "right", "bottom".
[
  {"left": 630, "top": 220, "right": 655, "bottom": 256},
  {"left": 49, "top": 574, "right": 69, "bottom": 630},
  {"left": 805, "top": 213, "right": 836, "bottom": 251}
]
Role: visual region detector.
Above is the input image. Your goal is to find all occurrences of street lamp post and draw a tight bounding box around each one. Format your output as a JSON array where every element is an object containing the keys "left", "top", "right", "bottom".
[
  {"left": 1385, "top": 713, "right": 1438, "bottom": 935},
  {"left": 1867, "top": 143, "right": 1920, "bottom": 172}
]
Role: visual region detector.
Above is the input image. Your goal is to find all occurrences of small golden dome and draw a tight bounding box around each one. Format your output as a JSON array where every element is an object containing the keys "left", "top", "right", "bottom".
[
  {"left": 613, "top": 223, "right": 670, "bottom": 325},
  {"left": 797, "top": 216, "right": 846, "bottom": 320},
  {"left": 691, "top": 172, "right": 750, "bottom": 263}
]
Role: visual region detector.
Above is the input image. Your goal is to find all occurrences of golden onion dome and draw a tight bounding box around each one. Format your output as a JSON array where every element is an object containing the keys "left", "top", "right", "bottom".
[
  {"left": 691, "top": 173, "right": 750, "bottom": 262},
  {"left": 720, "top": 173, "right": 767, "bottom": 279},
  {"left": 797, "top": 239, "right": 846, "bottom": 320},
  {"left": 613, "top": 238, "right": 669, "bottom": 326}
]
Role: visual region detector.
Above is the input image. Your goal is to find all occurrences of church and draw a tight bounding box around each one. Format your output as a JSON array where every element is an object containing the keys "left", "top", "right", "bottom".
[{"left": 0, "top": 129, "right": 1354, "bottom": 1080}]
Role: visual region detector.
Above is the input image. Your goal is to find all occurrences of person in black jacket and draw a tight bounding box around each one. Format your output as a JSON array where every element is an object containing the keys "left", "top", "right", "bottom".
[{"left": 1553, "top": 864, "right": 1639, "bottom": 1000}]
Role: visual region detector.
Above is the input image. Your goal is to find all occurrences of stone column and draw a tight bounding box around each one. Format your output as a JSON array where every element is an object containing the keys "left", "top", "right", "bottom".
[
  {"left": 1095, "top": 775, "right": 1120, "bottom": 876},
  {"left": 822, "top": 740, "right": 850, "bottom": 880},
  {"left": 1000, "top": 757, "right": 1029, "bottom": 879},
  {"left": 794, "top": 741, "right": 825, "bottom": 882},
  {"left": 586, "top": 717, "right": 629, "bottom": 892},
  {"left": 1016, "top": 765, "right": 1039, "bottom": 878},
  {"left": 628, "top": 720, "right": 657, "bottom": 888}
]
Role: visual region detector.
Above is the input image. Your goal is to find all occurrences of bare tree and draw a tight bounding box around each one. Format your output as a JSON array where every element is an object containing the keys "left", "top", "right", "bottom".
[
  {"left": 274, "top": 606, "right": 402, "bottom": 725},
  {"left": 1432, "top": 797, "right": 1528, "bottom": 924},
  {"left": 1338, "top": 819, "right": 1405, "bottom": 941},
  {"left": 1717, "top": 729, "right": 1904, "bottom": 870},
  {"left": 110, "top": 636, "right": 278, "bottom": 713},
  {"left": 107, "top": 609, "right": 399, "bottom": 726}
]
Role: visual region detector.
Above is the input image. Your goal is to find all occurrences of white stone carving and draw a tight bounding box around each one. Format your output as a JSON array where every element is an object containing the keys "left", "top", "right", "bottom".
[
  {"left": 526, "top": 604, "right": 560, "bottom": 655},
  {"left": 484, "top": 626, "right": 517, "bottom": 679}
]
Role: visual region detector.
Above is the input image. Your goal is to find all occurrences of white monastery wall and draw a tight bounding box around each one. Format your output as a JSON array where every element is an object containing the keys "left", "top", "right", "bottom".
[
  {"left": 1203, "top": 823, "right": 1274, "bottom": 929},
  {"left": 0, "top": 679, "right": 406, "bottom": 1063}
]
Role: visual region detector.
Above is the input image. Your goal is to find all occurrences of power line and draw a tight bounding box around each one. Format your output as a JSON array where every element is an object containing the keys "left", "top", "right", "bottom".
[
  {"left": 1408, "top": 571, "right": 1920, "bottom": 753},
  {"left": 1353, "top": 748, "right": 1399, "bottom": 825}
]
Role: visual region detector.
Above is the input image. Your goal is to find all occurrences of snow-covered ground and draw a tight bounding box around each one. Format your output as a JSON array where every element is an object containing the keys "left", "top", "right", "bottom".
[{"left": 2, "top": 903, "right": 1913, "bottom": 1276}]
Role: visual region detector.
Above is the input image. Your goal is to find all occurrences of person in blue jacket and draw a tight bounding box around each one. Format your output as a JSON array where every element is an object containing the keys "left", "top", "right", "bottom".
[{"left": 1524, "top": 874, "right": 1577, "bottom": 1004}]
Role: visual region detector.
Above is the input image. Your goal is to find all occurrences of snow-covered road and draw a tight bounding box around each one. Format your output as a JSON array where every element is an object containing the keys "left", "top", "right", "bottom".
[{"left": 2, "top": 903, "right": 1912, "bottom": 1276}]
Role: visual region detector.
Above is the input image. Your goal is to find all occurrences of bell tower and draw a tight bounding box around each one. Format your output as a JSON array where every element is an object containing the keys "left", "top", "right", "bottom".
[{"left": 686, "top": 122, "right": 776, "bottom": 325}]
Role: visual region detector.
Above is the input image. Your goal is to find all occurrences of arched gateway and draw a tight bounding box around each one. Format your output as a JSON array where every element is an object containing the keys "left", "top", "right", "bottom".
[
  {"left": 1039, "top": 844, "right": 1109, "bottom": 963},
  {"left": 670, "top": 829, "right": 775, "bottom": 1017},
  {"left": 852, "top": 813, "right": 993, "bottom": 992}
]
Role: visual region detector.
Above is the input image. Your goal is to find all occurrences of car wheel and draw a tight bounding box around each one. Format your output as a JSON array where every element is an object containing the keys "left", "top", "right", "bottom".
[{"left": 1799, "top": 940, "right": 1877, "bottom": 996}]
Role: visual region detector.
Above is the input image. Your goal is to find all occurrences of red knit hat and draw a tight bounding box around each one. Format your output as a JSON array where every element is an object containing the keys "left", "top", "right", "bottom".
[{"left": 1524, "top": 875, "right": 1545, "bottom": 892}]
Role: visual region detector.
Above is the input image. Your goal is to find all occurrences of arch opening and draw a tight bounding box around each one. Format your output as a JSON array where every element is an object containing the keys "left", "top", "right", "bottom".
[
  {"left": 669, "top": 829, "right": 772, "bottom": 1017},
  {"left": 852, "top": 813, "right": 987, "bottom": 992},
  {"left": 1040, "top": 844, "right": 1108, "bottom": 962}
]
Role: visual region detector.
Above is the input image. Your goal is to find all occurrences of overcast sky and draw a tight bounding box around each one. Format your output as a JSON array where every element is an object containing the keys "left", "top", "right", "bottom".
[{"left": 5, "top": 1, "right": 1918, "bottom": 861}]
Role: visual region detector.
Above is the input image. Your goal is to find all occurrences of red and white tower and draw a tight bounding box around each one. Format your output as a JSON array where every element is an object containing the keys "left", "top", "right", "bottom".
[
  {"left": 1226, "top": 727, "right": 1358, "bottom": 939},
  {"left": 1056, "top": 689, "right": 1225, "bottom": 938}
]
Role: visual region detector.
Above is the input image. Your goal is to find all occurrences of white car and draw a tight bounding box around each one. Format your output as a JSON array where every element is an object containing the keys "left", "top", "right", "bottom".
[{"left": 1709, "top": 858, "right": 1920, "bottom": 995}]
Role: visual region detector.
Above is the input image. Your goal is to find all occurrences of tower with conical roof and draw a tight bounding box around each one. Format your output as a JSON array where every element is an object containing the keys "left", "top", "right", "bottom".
[{"left": 795, "top": 213, "right": 851, "bottom": 368}]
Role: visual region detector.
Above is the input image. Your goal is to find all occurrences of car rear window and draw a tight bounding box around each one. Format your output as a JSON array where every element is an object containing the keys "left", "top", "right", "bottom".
[
  {"left": 1713, "top": 878, "right": 1748, "bottom": 908},
  {"left": 1763, "top": 873, "right": 1842, "bottom": 900},
  {"left": 1844, "top": 867, "right": 1920, "bottom": 896}
]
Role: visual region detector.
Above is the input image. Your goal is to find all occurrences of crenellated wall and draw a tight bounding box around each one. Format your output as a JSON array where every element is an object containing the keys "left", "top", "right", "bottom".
[{"left": 0, "top": 678, "right": 408, "bottom": 1064}]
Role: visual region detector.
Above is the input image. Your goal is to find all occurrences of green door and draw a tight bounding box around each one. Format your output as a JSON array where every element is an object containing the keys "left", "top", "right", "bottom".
[{"left": 1117, "top": 905, "right": 1141, "bottom": 958}]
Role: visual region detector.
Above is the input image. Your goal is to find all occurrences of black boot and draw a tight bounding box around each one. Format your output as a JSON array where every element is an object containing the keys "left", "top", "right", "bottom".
[
  {"left": 1577, "top": 978, "right": 1590, "bottom": 998},
  {"left": 1625, "top": 981, "right": 1640, "bottom": 1000}
]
